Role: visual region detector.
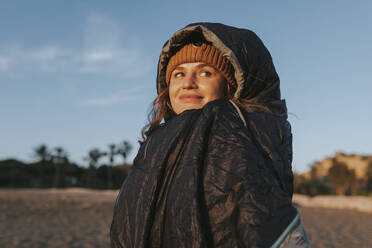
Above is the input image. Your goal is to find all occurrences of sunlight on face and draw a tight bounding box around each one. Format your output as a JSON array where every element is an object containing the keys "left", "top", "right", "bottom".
[{"left": 168, "top": 62, "right": 227, "bottom": 115}]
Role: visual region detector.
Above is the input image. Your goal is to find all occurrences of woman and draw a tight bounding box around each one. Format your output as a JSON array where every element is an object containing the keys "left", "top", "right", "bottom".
[{"left": 111, "top": 22, "right": 309, "bottom": 248}]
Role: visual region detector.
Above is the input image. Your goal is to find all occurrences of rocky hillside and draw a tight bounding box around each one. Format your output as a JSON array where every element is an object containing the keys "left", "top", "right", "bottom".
[{"left": 302, "top": 152, "right": 372, "bottom": 180}]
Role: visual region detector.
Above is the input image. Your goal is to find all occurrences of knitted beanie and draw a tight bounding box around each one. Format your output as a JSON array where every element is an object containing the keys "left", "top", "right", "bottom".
[{"left": 165, "top": 43, "right": 236, "bottom": 89}]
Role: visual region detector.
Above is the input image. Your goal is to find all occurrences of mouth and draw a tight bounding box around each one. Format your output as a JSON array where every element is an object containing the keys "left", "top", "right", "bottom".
[{"left": 179, "top": 94, "right": 203, "bottom": 100}]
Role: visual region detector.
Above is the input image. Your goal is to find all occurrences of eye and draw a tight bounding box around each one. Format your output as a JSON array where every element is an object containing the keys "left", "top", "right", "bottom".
[
  {"left": 173, "top": 71, "right": 184, "bottom": 78},
  {"left": 200, "top": 70, "right": 212, "bottom": 77}
]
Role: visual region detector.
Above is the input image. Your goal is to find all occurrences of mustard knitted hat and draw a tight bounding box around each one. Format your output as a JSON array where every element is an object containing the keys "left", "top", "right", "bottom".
[{"left": 165, "top": 43, "right": 236, "bottom": 89}]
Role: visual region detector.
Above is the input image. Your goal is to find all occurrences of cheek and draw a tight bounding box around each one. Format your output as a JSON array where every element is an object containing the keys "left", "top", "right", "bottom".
[
  {"left": 207, "top": 80, "right": 227, "bottom": 99},
  {"left": 168, "top": 83, "right": 178, "bottom": 104}
]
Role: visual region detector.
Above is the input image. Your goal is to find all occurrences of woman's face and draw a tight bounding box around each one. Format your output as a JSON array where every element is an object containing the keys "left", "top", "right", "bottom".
[{"left": 169, "top": 62, "right": 227, "bottom": 115}]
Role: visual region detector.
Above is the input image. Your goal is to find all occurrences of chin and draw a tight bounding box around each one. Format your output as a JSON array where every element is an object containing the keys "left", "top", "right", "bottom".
[{"left": 176, "top": 104, "right": 203, "bottom": 114}]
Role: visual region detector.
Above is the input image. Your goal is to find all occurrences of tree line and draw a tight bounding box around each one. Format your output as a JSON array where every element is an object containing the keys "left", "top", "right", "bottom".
[
  {"left": 0, "top": 141, "right": 133, "bottom": 189},
  {"left": 4, "top": 145, "right": 372, "bottom": 195}
]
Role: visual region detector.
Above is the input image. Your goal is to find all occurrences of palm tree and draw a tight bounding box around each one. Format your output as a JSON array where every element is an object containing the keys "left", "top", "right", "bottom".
[
  {"left": 118, "top": 141, "right": 132, "bottom": 164},
  {"left": 32, "top": 144, "right": 52, "bottom": 187},
  {"left": 52, "top": 147, "right": 69, "bottom": 164},
  {"left": 52, "top": 146, "right": 69, "bottom": 188},
  {"left": 117, "top": 141, "right": 133, "bottom": 177},
  {"left": 84, "top": 148, "right": 106, "bottom": 188},
  {"left": 33, "top": 144, "right": 51, "bottom": 163},
  {"left": 85, "top": 148, "right": 106, "bottom": 169},
  {"left": 106, "top": 144, "right": 120, "bottom": 189}
]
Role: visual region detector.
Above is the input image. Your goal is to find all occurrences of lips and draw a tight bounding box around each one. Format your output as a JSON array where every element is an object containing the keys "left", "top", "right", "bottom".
[{"left": 179, "top": 94, "right": 203, "bottom": 100}]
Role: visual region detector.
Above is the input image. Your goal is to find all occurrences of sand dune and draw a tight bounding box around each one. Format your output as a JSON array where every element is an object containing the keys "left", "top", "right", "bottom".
[
  {"left": 293, "top": 194, "right": 372, "bottom": 213},
  {"left": 0, "top": 189, "right": 371, "bottom": 247}
]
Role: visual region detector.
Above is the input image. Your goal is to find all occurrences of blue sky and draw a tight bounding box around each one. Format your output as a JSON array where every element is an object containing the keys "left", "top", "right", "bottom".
[{"left": 1, "top": 1, "right": 371, "bottom": 173}]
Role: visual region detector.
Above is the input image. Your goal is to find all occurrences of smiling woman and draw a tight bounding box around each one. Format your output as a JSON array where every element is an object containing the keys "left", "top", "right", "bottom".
[
  {"left": 168, "top": 62, "right": 228, "bottom": 115},
  {"left": 140, "top": 42, "right": 238, "bottom": 140},
  {"left": 111, "top": 22, "right": 310, "bottom": 248}
]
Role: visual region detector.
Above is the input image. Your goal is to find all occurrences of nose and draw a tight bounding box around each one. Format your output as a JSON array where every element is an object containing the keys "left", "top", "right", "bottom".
[{"left": 182, "top": 73, "right": 197, "bottom": 89}]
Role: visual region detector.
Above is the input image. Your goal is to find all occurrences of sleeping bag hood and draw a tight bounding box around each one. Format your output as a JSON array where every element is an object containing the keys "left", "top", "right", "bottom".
[
  {"left": 111, "top": 23, "right": 298, "bottom": 248},
  {"left": 157, "top": 22, "right": 283, "bottom": 121}
]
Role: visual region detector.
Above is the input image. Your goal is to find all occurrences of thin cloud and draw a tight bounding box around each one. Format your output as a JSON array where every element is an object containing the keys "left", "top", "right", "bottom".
[
  {"left": 79, "top": 47, "right": 142, "bottom": 76},
  {"left": 29, "top": 47, "right": 62, "bottom": 61},
  {"left": 80, "top": 86, "right": 145, "bottom": 107},
  {"left": 0, "top": 45, "right": 71, "bottom": 73},
  {"left": 78, "top": 12, "right": 147, "bottom": 77},
  {"left": 0, "top": 57, "right": 9, "bottom": 71},
  {"left": 83, "top": 51, "right": 114, "bottom": 62},
  {"left": 0, "top": 12, "right": 148, "bottom": 78}
]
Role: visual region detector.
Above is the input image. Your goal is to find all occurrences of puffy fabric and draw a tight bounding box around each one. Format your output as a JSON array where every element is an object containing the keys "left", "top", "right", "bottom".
[{"left": 111, "top": 23, "right": 301, "bottom": 247}]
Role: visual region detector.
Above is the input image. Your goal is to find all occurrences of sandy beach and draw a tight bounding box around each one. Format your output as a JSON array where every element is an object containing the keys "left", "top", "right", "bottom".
[{"left": 1, "top": 189, "right": 371, "bottom": 248}]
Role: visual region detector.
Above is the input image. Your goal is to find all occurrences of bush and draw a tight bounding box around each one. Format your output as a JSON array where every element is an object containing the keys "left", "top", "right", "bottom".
[{"left": 327, "top": 161, "right": 357, "bottom": 195}]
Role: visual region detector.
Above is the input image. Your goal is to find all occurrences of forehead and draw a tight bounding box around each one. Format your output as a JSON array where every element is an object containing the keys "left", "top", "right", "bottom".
[{"left": 174, "top": 62, "right": 215, "bottom": 71}]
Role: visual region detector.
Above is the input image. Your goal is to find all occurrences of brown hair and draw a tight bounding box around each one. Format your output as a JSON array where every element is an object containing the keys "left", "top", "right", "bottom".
[{"left": 140, "top": 85, "right": 170, "bottom": 144}]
